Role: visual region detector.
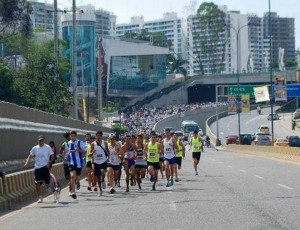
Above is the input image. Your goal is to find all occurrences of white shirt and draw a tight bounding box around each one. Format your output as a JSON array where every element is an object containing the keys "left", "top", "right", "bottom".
[
  {"left": 30, "top": 144, "right": 53, "bottom": 169},
  {"left": 163, "top": 137, "right": 175, "bottom": 159},
  {"left": 93, "top": 140, "right": 107, "bottom": 164}
]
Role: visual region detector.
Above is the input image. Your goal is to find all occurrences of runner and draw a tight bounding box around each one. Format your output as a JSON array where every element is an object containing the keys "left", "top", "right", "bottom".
[
  {"left": 157, "top": 134, "right": 165, "bottom": 179},
  {"left": 85, "top": 134, "right": 94, "bottom": 191},
  {"left": 24, "top": 135, "right": 55, "bottom": 203},
  {"left": 121, "top": 135, "right": 136, "bottom": 192},
  {"left": 189, "top": 130, "right": 202, "bottom": 175},
  {"left": 145, "top": 133, "right": 161, "bottom": 191},
  {"left": 58, "top": 132, "right": 71, "bottom": 195},
  {"left": 174, "top": 132, "right": 185, "bottom": 182},
  {"left": 134, "top": 134, "right": 147, "bottom": 190},
  {"left": 107, "top": 134, "right": 121, "bottom": 194},
  {"left": 68, "top": 130, "right": 86, "bottom": 199},
  {"left": 90, "top": 131, "right": 109, "bottom": 196},
  {"left": 162, "top": 129, "right": 178, "bottom": 187}
]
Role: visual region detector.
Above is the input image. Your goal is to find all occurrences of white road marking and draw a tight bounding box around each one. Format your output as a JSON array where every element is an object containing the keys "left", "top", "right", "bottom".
[
  {"left": 278, "top": 184, "right": 293, "bottom": 190},
  {"left": 239, "top": 170, "right": 246, "bottom": 173},
  {"left": 227, "top": 165, "right": 233, "bottom": 168},
  {"left": 169, "top": 201, "right": 177, "bottom": 211},
  {"left": 218, "top": 161, "right": 223, "bottom": 164},
  {"left": 254, "top": 175, "right": 264, "bottom": 180}
]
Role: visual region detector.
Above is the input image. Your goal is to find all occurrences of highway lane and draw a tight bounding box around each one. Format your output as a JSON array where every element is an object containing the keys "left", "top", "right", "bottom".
[
  {"left": 210, "top": 107, "right": 299, "bottom": 145},
  {"left": 1, "top": 147, "right": 300, "bottom": 229}
]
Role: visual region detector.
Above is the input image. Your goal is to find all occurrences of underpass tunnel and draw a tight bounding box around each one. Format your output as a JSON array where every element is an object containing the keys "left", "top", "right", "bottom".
[{"left": 188, "top": 84, "right": 215, "bottom": 103}]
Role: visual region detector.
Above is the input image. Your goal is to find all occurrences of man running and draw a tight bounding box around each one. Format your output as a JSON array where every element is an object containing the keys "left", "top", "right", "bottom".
[
  {"left": 134, "top": 134, "right": 147, "bottom": 190},
  {"left": 107, "top": 134, "right": 121, "bottom": 194},
  {"left": 145, "top": 133, "right": 161, "bottom": 191},
  {"left": 85, "top": 134, "right": 94, "bottom": 191},
  {"left": 174, "top": 133, "right": 185, "bottom": 182},
  {"left": 90, "top": 131, "right": 109, "bottom": 196},
  {"left": 58, "top": 132, "right": 71, "bottom": 195},
  {"left": 68, "top": 130, "right": 86, "bottom": 199},
  {"left": 162, "top": 129, "right": 177, "bottom": 187},
  {"left": 158, "top": 134, "right": 165, "bottom": 179},
  {"left": 24, "top": 135, "right": 55, "bottom": 203},
  {"left": 189, "top": 130, "right": 202, "bottom": 175},
  {"left": 121, "top": 135, "right": 136, "bottom": 192}
]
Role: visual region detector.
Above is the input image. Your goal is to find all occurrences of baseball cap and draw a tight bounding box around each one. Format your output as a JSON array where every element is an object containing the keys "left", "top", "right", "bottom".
[
  {"left": 96, "top": 131, "right": 103, "bottom": 136},
  {"left": 38, "top": 135, "right": 45, "bottom": 140}
]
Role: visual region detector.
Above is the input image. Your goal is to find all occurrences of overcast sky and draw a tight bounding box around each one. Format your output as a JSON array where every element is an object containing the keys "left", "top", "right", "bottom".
[{"left": 57, "top": 0, "right": 300, "bottom": 48}]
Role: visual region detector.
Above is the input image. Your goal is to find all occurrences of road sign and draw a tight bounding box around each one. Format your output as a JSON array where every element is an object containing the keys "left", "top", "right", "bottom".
[
  {"left": 228, "top": 85, "right": 257, "bottom": 98},
  {"left": 286, "top": 84, "right": 300, "bottom": 97}
]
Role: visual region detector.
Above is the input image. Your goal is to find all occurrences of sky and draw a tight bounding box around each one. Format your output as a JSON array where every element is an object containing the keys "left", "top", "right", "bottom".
[{"left": 57, "top": 0, "right": 300, "bottom": 48}]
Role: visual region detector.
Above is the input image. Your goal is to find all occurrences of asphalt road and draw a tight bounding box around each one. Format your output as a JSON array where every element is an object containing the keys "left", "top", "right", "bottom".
[
  {"left": 1, "top": 147, "right": 300, "bottom": 229},
  {"left": 210, "top": 107, "right": 299, "bottom": 145}
]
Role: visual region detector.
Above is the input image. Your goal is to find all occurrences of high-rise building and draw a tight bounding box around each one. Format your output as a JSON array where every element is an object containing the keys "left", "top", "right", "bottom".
[
  {"left": 263, "top": 12, "right": 295, "bottom": 64},
  {"left": 116, "top": 12, "right": 187, "bottom": 59},
  {"left": 29, "top": 0, "right": 54, "bottom": 32},
  {"left": 95, "top": 8, "right": 116, "bottom": 38}
]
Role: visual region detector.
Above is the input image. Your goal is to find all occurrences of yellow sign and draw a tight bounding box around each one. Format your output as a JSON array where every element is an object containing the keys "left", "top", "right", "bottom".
[
  {"left": 241, "top": 94, "right": 250, "bottom": 112},
  {"left": 254, "top": 86, "right": 270, "bottom": 103}
]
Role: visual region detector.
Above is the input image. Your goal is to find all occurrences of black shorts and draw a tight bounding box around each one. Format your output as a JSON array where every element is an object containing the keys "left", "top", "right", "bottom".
[
  {"left": 159, "top": 157, "right": 164, "bottom": 162},
  {"left": 135, "top": 164, "right": 147, "bottom": 169},
  {"left": 192, "top": 152, "right": 201, "bottom": 161},
  {"left": 175, "top": 157, "right": 182, "bottom": 166},
  {"left": 34, "top": 166, "right": 51, "bottom": 185},
  {"left": 94, "top": 162, "right": 107, "bottom": 176},
  {"left": 86, "top": 161, "right": 92, "bottom": 168},
  {"left": 64, "top": 163, "right": 70, "bottom": 177},
  {"left": 107, "top": 163, "right": 120, "bottom": 171},
  {"left": 147, "top": 162, "right": 160, "bottom": 171},
  {"left": 69, "top": 165, "right": 82, "bottom": 176}
]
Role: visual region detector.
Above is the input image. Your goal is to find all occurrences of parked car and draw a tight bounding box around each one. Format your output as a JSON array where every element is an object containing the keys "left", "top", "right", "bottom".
[
  {"left": 258, "top": 125, "right": 270, "bottom": 135},
  {"left": 226, "top": 135, "right": 239, "bottom": 145},
  {"left": 267, "top": 113, "right": 280, "bottom": 121},
  {"left": 239, "top": 134, "right": 252, "bottom": 145},
  {"left": 286, "top": 136, "right": 300, "bottom": 147},
  {"left": 274, "top": 138, "right": 289, "bottom": 147},
  {"left": 254, "top": 135, "right": 272, "bottom": 146}
]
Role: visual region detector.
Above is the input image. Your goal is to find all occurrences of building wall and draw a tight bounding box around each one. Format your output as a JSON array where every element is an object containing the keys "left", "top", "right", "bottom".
[{"left": 29, "top": 0, "right": 54, "bottom": 31}]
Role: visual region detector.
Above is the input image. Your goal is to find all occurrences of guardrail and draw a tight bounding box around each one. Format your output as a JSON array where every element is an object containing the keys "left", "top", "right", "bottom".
[{"left": 0, "top": 163, "right": 65, "bottom": 211}]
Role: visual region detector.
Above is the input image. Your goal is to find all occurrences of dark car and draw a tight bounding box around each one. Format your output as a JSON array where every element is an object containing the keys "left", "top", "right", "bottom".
[
  {"left": 286, "top": 135, "right": 300, "bottom": 147},
  {"left": 239, "top": 134, "right": 252, "bottom": 145},
  {"left": 267, "top": 113, "right": 280, "bottom": 121},
  {"left": 226, "top": 135, "right": 239, "bottom": 145}
]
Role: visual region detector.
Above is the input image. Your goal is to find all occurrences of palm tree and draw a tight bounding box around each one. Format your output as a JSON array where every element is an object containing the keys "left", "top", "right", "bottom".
[{"left": 167, "top": 55, "right": 189, "bottom": 77}]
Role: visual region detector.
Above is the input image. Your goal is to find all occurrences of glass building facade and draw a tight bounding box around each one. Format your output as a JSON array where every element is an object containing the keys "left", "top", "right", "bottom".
[
  {"left": 62, "top": 15, "right": 96, "bottom": 88},
  {"left": 108, "top": 54, "right": 167, "bottom": 96}
]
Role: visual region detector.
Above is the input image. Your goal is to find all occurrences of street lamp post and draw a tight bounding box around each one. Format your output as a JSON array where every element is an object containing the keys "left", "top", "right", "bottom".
[
  {"left": 225, "top": 21, "right": 253, "bottom": 137},
  {"left": 269, "top": 0, "right": 274, "bottom": 142}
]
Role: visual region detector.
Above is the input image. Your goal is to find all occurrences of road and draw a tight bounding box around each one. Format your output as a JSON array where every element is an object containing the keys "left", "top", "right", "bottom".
[
  {"left": 1, "top": 147, "right": 300, "bottom": 229},
  {"left": 210, "top": 107, "right": 300, "bottom": 145}
]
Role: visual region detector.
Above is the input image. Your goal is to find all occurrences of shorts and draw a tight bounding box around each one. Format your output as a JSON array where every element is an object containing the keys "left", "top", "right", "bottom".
[
  {"left": 34, "top": 166, "right": 51, "bottom": 185},
  {"left": 192, "top": 152, "right": 201, "bottom": 161},
  {"left": 63, "top": 163, "right": 70, "bottom": 177},
  {"left": 69, "top": 165, "right": 82, "bottom": 176},
  {"left": 147, "top": 162, "right": 160, "bottom": 171},
  {"left": 124, "top": 159, "right": 135, "bottom": 168},
  {"left": 175, "top": 157, "right": 182, "bottom": 166},
  {"left": 107, "top": 163, "right": 120, "bottom": 171},
  {"left": 159, "top": 157, "right": 164, "bottom": 162},
  {"left": 94, "top": 162, "right": 107, "bottom": 176},
  {"left": 135, "top": 164, "right": 147, "bottom": 169},
  {"left": 164, "top": 157, "right": 176, "bottom": 165},
  {"left": 86, "top": 161, "right": 92, "bottom": 168}
]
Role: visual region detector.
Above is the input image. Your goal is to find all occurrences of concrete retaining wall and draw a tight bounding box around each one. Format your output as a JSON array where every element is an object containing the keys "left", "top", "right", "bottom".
[{"left": 0, "top": 163, "right": 66, "bottom": 211}]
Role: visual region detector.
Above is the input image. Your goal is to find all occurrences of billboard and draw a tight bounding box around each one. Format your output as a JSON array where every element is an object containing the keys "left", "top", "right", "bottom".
[
  {"left": 254, "top": 86, "right": 270, "bottom": 103},
  {"left": 228, "top": 95, "right": 237, "bottom": 114},
  {"left": 241, "top": 94, "right": 250, "bottom": 112},
  {"left": 274, "top": 85, "right": 287, "bottom": 102}
]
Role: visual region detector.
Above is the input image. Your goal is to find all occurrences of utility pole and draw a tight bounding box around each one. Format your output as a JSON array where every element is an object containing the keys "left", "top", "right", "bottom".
[
  {"left": 81, "top": 46, "right": 87, "bottom": 122},
  {"left": 72, "top": 0, "right": 78, "bottom": 119},
  {"left": 97, "top": 37, "right": 103, "bottom": 121},
  {"left": 54, "top": 0, "right": 59, "bottom": 113}
]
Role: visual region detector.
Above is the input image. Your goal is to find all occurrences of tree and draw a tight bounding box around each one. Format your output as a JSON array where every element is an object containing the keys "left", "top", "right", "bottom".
[
  {"left": 0, "top": 62, "right": 15, "bottom": 102},
  {"left": 0, "top": 0, "right": 32, "bottom": 39},
  {"left": 167, "top": 54, "right": 188, "bottom": 77},
  {"left": 194, "top": 2, "right": 226, "bottom": 74}
]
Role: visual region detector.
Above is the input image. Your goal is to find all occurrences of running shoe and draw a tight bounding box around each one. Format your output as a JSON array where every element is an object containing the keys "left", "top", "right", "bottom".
[
  {"left": 166, "top": 181, "right": 170, "bottom": 187},
  {"left": 87, "top": 186, "right": 91, "bottom": 191},
  {"left": 138, "top": 182, "right": 142, "bottom": 190},
  {"left": 117, "top": 181, "right": 121, "bottom": 187},
  {"left": 175, "top": 178, "right": 179, "bottom": 182},
  {"left": 152, "top": 184, "right": 156, "bottom": 191},
  {"left": 150, "top": 175, "right": 154, "bottom": 182},
  {"left": 71, "top": 193, "right": 77, "bottom": 199},
  {"left": 94, "top": 187, "right": 98, "bottom": 192},
  {"left": 68, "top": 192, "right": 72, "bottom": 197},
  {"left": 110, "top": 188, "right": 116, "bottom": 194},
  {"left": 76, "top": 182, "right": 80, "bottom": 190},
  {"left": 102, "top": 181, "right": 106, "bottom": 189},
  {"left": 97, "top": 191, "right": 103, "bottom": 197},
  {"left": 125, "top": 187, "right": 129, "bottom": 192},
  {"left": 170, "top": 179, "right": 174, "bottom": 186},
  {"left": 195, "top": 172, "right": 198, "bottom": 176},
  {"left": 37, "top": 197, "right": 43, "bottom": 203}
]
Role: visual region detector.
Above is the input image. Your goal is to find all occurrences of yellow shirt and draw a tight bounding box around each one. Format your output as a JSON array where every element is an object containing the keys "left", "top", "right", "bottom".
[
  {"left": 191, "top": 137, "right": 202, "bottom": 152},
  {"left": 147, "top": 142, "right": 160, "bottom": 163}
]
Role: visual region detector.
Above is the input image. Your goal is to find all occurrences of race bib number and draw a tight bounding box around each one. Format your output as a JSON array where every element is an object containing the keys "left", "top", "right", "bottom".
[
  {"left": 193, "top": 145, "right": 198, "bottom": 149},
  {"left": 149, "top": 152, "right": 155, "bottom": 158},
  {"left": 165, "top": 148, "right": 172, "bottom": 152},
  {"left": 96, "top": 154, "right": 103, "bottom": 159},
  {"left": 110, "top": 156, "right": 115, "bottom": 162},
  {"left": 136, "top": 156, "right": 144, "bottom": 162}
]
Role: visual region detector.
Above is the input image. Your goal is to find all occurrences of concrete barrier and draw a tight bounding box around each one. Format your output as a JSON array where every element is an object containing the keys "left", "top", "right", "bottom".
[
  {"left": 226, "top": 144, "right": 300, "bottom": 162},
  {"left": 0, "top": 163, "right": 66, "bottom": 211}
]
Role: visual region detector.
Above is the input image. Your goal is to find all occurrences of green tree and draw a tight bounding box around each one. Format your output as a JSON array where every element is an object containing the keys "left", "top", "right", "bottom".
[
  {"left": 194, "top": 2, "right": 226, "bottom": 74},
  {"left": 167, "top": 55, "right": 188, "bottom": 76},
  {"left": 0, "top": 62, "right": 15, "bottom": 101}
]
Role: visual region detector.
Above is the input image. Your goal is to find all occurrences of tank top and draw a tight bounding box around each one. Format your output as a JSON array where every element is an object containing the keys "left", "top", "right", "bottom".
[
  {"left": 124, "top": 145, "right": 134, "bottom": 159},
  {"left": 163, "top": 137, "right": 175, "bottom": 159},
  {"left": 191, "top": 137, "right": 202, "bottom": 152},
  {"left": 147, "top": 142, "right": 159, "bottom": 163},
  {"left": 176, "top": 139, "right": 183, "bottom": 157},
  {"left": 93, "top": 140, "right": 107, "bottom": 164},
  {"left": 135, "top": 146, "right": 146, "bottom": 165},
  {"left": 86, "top": 144, "right": 92, "bottom": 162},
  {"left": 108, "top": 144, "right": 120, "bottom": 166}
]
